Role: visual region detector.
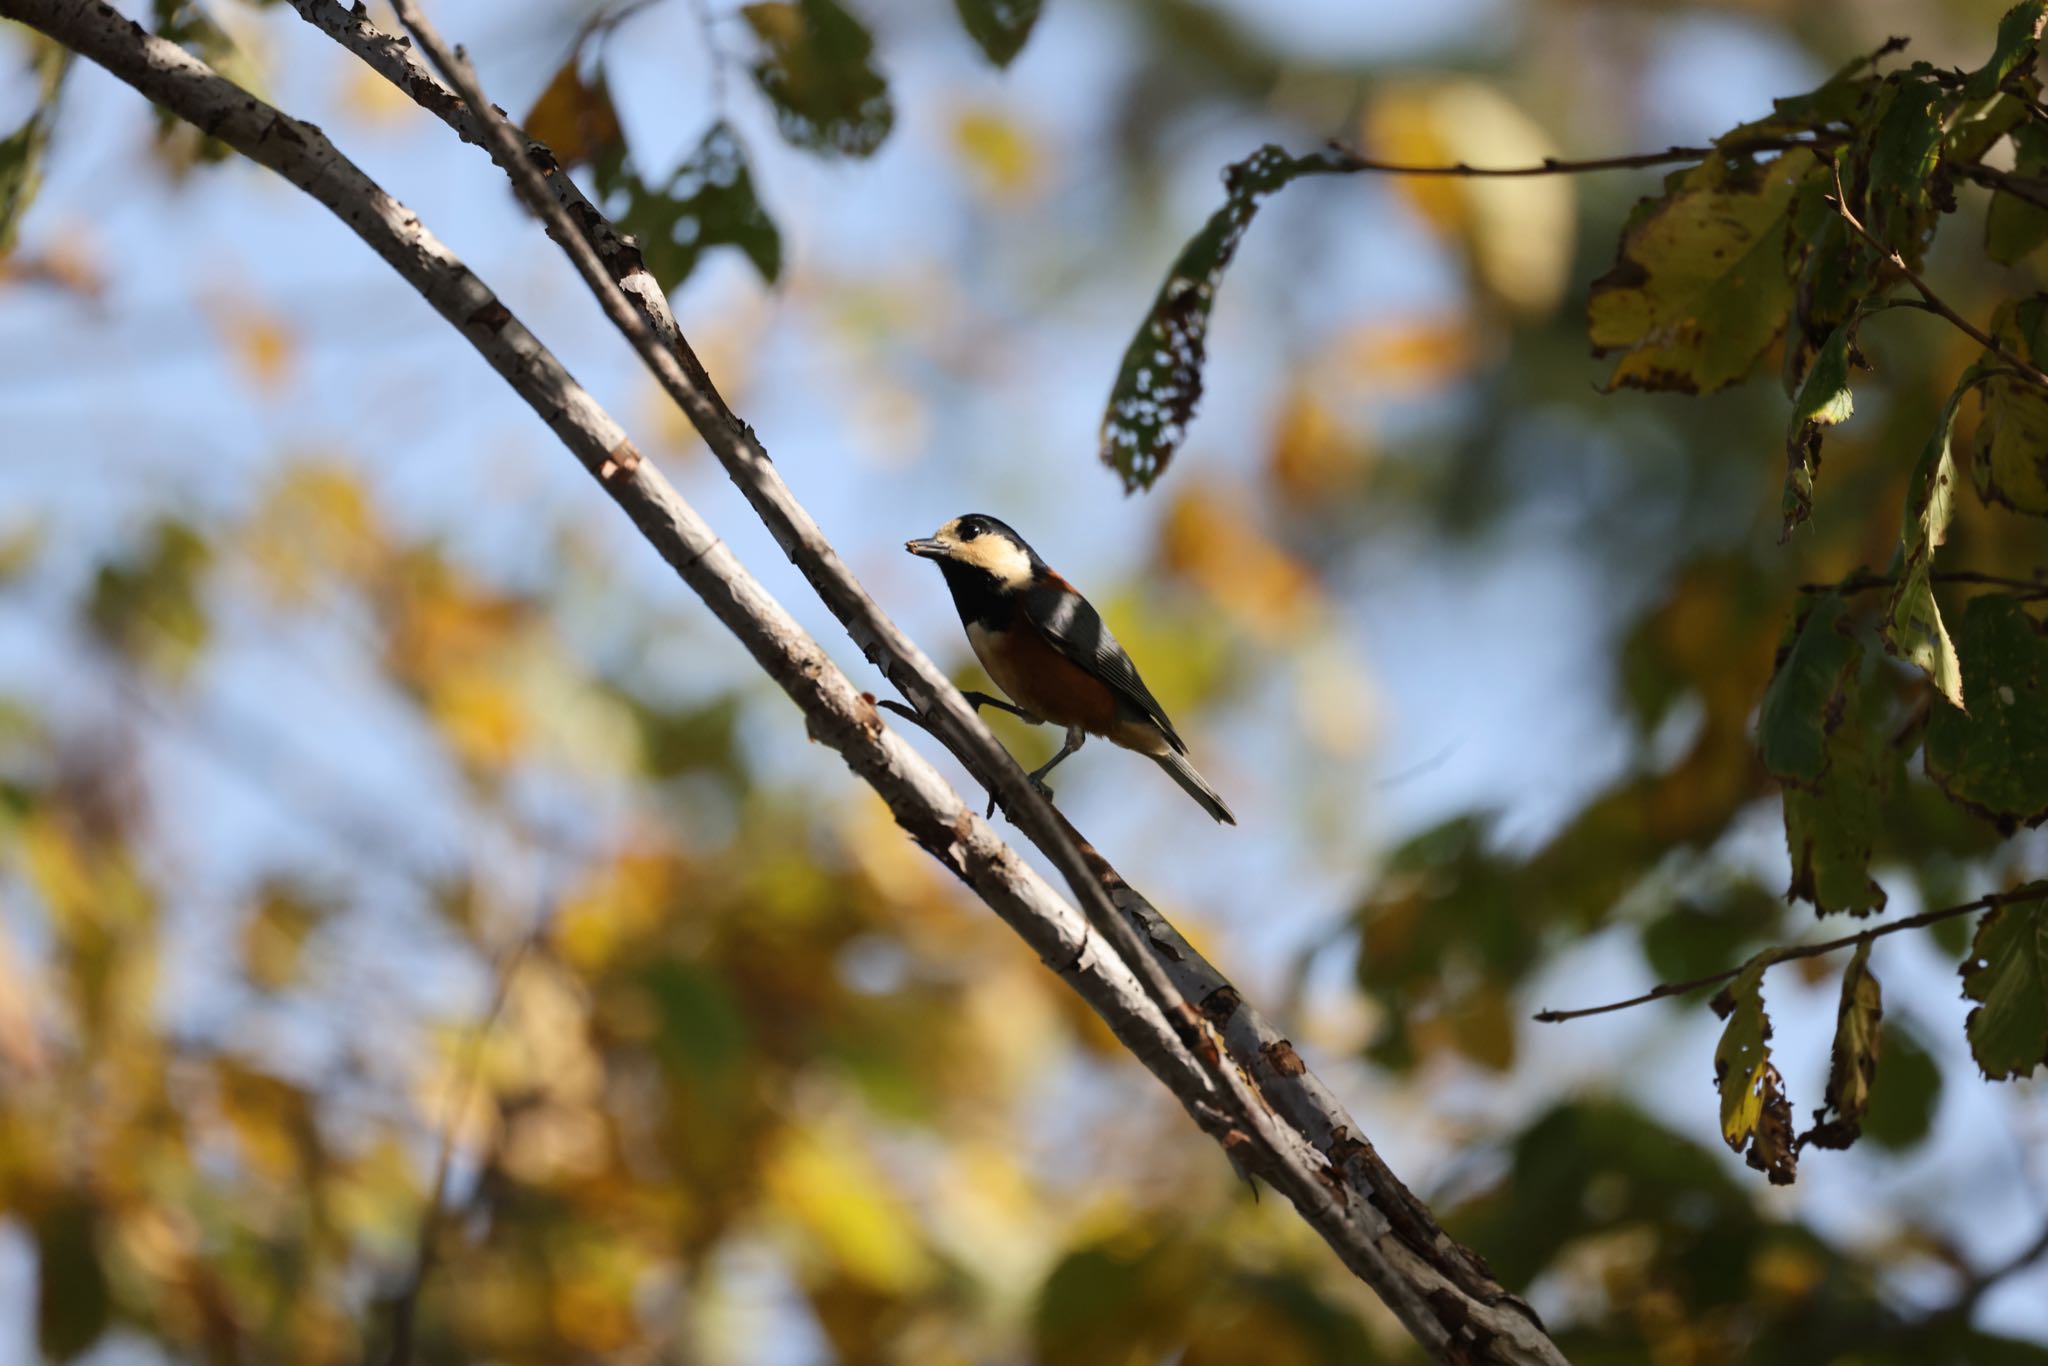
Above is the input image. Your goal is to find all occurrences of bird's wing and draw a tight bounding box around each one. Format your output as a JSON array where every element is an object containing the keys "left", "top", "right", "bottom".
[{"left": 1021, "top": 574, "right": 1187, "bottom": 753}]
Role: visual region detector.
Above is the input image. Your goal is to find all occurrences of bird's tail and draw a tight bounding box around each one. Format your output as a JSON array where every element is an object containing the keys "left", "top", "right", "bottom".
[{"left": 1151, "top": 750, "right": 1236, "bottom": 825}]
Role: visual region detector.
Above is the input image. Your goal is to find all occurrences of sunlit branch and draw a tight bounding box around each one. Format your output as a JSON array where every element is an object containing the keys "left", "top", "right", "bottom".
[{"left": 1533, "top": 886, "right": 2048, "bottom": 1024}]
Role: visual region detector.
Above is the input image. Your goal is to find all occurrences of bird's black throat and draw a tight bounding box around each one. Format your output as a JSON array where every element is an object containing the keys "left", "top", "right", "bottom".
[{"left": 935, "top": 559, "right": 1015, "bottom": 631}]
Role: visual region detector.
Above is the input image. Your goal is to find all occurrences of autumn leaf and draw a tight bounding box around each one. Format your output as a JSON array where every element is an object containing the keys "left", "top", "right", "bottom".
[
  {"left": 1588, "top": 150, "right": 1814, "bottom": 395},
  {"left": 1802, "top": 941, "right": 1882, "bottom": 1149},
  {"left": 1924, "top": 594, "right": 2048, "bottom": 829},
  {"left": 1959, "top": 889, "right": 2048, "bottom": 1079},
  {"left": 1713, "top": 955, "right": 1798, "bottom": 1184},
  {"left": 743, "top": 0, "right": 894, "bottom": 158}
]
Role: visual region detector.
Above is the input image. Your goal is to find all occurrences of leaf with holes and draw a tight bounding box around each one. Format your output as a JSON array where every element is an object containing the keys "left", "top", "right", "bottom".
[
  {"left": 953, "top": 0, "right": 1042, "bottom": 67},
  {"left": 1968, "top": 297, "right": 2048, "bottom": 515},
  {"left": 1925, "top": 595, "right": 2048, "bottom": 829},
  {"left": 1803, "top": 941, "right": 1882, "bottom": 1149},
  {"left": 743, "top": 0, "right": 894, "bottom": 158},
  {"left": 1712, "top": 955, "right": 1797, "bottom": 1183},
  {"left": 1101, "top": 146, "right": 1344, "bottom": 492},
  {"left": 594, "top": 122, "right": 782, "bottom": 292},
  {"left": 1960, "top": 890, "right": 2048, "bottom": 1079},
  {"left": 1588, "top": 150, "right": 1814, "bottom": 395},
  {"left": 1882, "top": 367, "right": 1983, "bottom": 709},
  {"left": 1782, "top": 317, "right": 1861, "bottom": 534}
]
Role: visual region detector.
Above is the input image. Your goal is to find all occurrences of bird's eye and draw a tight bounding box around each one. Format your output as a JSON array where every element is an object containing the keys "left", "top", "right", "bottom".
[{"left": 958, "top": 519, "right": 982, "bottom": 541}]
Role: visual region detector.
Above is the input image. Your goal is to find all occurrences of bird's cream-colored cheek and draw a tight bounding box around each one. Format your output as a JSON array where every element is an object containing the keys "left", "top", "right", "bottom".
[{"left": 950, "top": 537, "right": 1031, "bottom": 587}]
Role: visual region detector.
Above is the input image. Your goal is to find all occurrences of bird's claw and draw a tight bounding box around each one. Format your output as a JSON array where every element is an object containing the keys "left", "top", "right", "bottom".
[{"left": 984, "top": 776, "right": 1056, "bottom": 823}]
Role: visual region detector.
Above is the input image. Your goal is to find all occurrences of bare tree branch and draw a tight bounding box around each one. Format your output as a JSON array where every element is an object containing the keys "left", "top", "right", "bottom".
[
  {"left": 7, "top": 3, "right": 1564, "bottom": 1359},
  {"left": 1534, "top": 886, "right": 2047, "bottom": 1024}
]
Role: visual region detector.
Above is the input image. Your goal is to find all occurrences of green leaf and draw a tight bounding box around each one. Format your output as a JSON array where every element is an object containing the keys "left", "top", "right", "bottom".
[
  {"left": 1986, "top": 123, "right": 2048, "bottom": 265},
  {"left": 1967, "top": 297, "right": 2048, "bottom": 515},
  {"left": 35, "top": 1196, "right": 110, "bottom": 1361},
  {"left": 594, "top": 122, "right": 782, "bottom": 293},
  {"left": 0, "top": 38, "right": 69, "bottom": 256},
  {"left": 1782, "top": 654, "right": 1893, "bottom": 916},
  {"left": 85, "top": 518, "right": 213, "bottom": 681},
  {"left": 1719, "top": 54, "right": 1880, "bottom": 145},
  {"left": 743, "top": 0, "right": 894, "bottom": 158},
  {"left": 953, "top": 0, "right": 1042, "bottom": 67},
  {"left": 1711, "top": 955, "right": 1798, "bottom": 1184},
  {"left": 1781, "top": 320, "right": 1860, "bottom": 534},
  {"left": 1924, "top": 594, "right": 2048, "bottom": 829},
  {"left": 1860, "top": 77, "right": 1948, "bottom": 262},
  {"left": 1881, "top": 366, "right": 1982, "bottom": 709},
  {"left": 1959, "top": 890, "right": 2048, "bottom": 1079},
  {"left": 1101, "top": 145, "right": 1344, "bottom": 492},
  {"left": 1802, "top": 941, "right": 1882, "bottom": 1150},
  {"left": 1758, "top": 590, "right": 1859, "bottom": 784},
  {"left": 1781, "top": 172, "right": 1880, "bottom": 398},
  {"left": 1587, "top": 150, "right": 1814, "bottom": 395},
  {"left": 1966, "top": 2, "right": 2048, "bottom": 100},
  {"left": 1641, "top": 882, "right": 1782, "bottom": 983},
  {"left": 1861, "top": 1019, "right": 1941, "bottom": 1150}
]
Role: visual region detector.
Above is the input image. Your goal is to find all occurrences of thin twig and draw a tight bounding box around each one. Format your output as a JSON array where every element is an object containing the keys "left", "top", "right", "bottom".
[
  {"left": 1534, "top": 885, "right": 2045, "bottom": 1023},
  {"left": 1827, "top": 162, "right": 2048, "bottom": 392},
  {"left": 1320, "top": 135, "right": 1838, "bottom": 180},
  {"left": 386, "top": 929, "right": 538, "bottom": 1366}
]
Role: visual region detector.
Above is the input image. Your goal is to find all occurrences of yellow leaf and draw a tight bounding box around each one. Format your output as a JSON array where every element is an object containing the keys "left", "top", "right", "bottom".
[
  {"left": 242, "top": 462, "right": 381, "bottom": 604},
  {"left": 953, "top": 107, "right": 1041, "bottom": 200},
  {"left": 522, "top": 54, "right": 622, "bottom": 172},
  {"left": 1362, "top": 82, "right": 1575, "bottom": 316},
  {"left": 1160, "top": 483, "right": 1321, "bottom": 641},
  {"left": 1266, "top": 389, "right": 1372, "bottom": 506},
  {"left": 765, "top": 1123, "right": 933, "bottom": 1294}
]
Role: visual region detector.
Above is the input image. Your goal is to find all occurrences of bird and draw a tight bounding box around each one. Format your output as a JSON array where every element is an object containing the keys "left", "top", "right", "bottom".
[{"left": 905, "top": 514, "right": 1236, "bottom": 824}]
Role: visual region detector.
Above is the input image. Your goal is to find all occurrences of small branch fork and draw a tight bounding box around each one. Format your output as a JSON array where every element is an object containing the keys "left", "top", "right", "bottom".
[
  {"left": 1534, "top": 885, "right": 2047, "bottom": 1024},
  {"left": 1826, "top": 160, "right": 2048, "bottom": 393}
]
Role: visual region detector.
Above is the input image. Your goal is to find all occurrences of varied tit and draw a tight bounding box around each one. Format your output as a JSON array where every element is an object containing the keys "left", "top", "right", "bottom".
[{"left": 905, "top": 514, "right": 1235, "bottom": 825}]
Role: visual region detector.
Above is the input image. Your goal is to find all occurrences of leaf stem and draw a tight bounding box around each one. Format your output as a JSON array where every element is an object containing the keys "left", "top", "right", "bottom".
[{"left": 1533, "top": 885, "right": 2047, "bottom": 1024}]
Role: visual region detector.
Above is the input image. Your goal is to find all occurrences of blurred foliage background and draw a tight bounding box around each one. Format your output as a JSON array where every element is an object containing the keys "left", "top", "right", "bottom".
[{"left": 4, "top": 0, "right": 2048, "bottom": 1361}]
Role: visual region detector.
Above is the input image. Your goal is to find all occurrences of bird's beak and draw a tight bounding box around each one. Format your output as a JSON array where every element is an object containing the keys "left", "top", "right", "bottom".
[{"left": 904, "top": 537, "right": 949, "bottom": 559}]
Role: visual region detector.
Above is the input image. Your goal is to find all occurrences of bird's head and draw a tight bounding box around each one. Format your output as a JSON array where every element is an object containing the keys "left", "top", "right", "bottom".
[{"left": 905, "top": 514, "right": 1036, "bottom": 588}]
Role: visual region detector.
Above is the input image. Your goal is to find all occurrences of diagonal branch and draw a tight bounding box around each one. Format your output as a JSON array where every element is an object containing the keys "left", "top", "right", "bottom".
[
  {"left": 290, "top": 0, "right": 1562, "bottom": 1356},
  {"left": 6, "top": 3, "right": 1566, "bottom": 1361}
]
